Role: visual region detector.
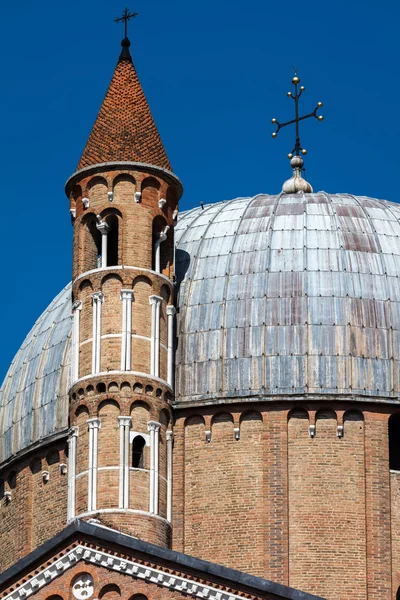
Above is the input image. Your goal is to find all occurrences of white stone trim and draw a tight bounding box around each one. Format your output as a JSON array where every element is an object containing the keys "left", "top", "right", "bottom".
[
  {"left": 118, "top": 416, "right": 132, "bottom": 509},
  {"left": 73, "top": 266, "right": 172, "bottom": 287},
  {"left": 4, "top": 545, "right": 243, "bottom": 600},
  {"left": 96, "top": 221, "right": 110, "bottom": 269},
  {"left": 166, "top": 305, "right": 175, "bottom": 389},
  {"left": 149, "top": 296, "right": 162, "bottom": 378},
  {"left": 91, "top": 293, "right": 104, "bottom": 374},
  {"left": 71, "top": 301, "right": 82, "bottom": 384},
  {"left": 166, "top": 430, "right": 173, "bottom": 523},
  {"left": 120, "top": 290, "right": 134, "bottom": 371},
  {"left": 130, "top": 431, "right": 150, "bottom": 446},
  {"left": 154, "top": 227, "right": 169, "bottom": 274},
  {"left": 87, "top": 418, "right": 101, "bottom": 511},
  {"left": 70, "top": 371, "right": 171, "bottom": 391},
  {"left": 67, "top": 427, "right": 79, "bottom": 521},
  {"left": 147, "top": 421, "right": 161, "bottom": 514}
]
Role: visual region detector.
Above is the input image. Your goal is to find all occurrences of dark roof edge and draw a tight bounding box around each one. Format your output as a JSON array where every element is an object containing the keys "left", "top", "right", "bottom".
[
  {"left": 0, "top": 520, "right": 325, "bottom": 600},
  {"left": 0, "top": 429, "right": 69, "bottom": 474}
]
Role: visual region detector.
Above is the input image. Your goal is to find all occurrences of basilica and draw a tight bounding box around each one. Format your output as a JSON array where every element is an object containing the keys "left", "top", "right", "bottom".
[{"left": 0, "top": 18, "right": 400, "bottom": 600}]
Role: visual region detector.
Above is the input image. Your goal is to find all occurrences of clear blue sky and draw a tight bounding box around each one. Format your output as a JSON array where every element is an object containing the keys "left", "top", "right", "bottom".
[{"left": 0, "top": 0, "right": 399, "bottom": 381}]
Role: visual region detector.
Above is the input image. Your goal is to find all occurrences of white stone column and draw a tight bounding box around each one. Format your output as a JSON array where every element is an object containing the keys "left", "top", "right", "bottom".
[
  {"left": 67, "top": 426, "right": 79, "bottom": 521},
  {"left": 96, "top": 221, "right": 110, "bottom": 269},
  {"left": 166, "top": 429, "right": 173, "bottom": 523},
  {"left": 154, "top": 227, "right": 169, "bottom": 273},
  {"left": 166, "top": 305, "right": 176, "bottom": 389},
  {"left": 91, "top": 293, "right": 104, "bottom": 374},
  {"left": 148, "top": 421, "right": 161, "bottom": 514},
  {"left": 118, "top": 416, "right": 132, "bottom": 509},
  {"left": 149, "top": 295, "right": 162, "bottom": 378},
  {"left": 71, "top": 301, "right": 82, "bottom": 384},
  {"left": 120, "top": 290, "right": 134, "bottom": 371},
  {"left": 87, "top": 418, "right": 101, "bottom": 511}
]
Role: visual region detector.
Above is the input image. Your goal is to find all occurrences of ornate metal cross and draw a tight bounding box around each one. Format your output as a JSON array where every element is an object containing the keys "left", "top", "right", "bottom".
[
  {"left": 271, "top": 72, "right": 324, "bottom": 158},
  {"left": 114, "top": 7, "right": 138, "bottom": 39}
]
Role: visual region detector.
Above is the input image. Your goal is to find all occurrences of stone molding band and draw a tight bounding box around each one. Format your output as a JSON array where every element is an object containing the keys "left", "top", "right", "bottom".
[{"left": 4, "top": 545, "right": 243, "bottom": 600}]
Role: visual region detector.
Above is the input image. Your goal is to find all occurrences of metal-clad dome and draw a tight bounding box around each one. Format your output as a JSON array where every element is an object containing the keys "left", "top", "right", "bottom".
[
  {"left": 0, "top": 284, "right": 71, "bottom": 464},
  {"left": 3, "top": 191, "right": 400, "bottom": 464},
  {"left": 174, "top": 192, "right": 400, "bottom": 405}
]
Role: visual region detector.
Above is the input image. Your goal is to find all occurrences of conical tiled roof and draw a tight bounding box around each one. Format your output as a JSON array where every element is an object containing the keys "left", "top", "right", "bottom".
[{"left": 77, "top": 39, "right": 172, "bottom": 171}]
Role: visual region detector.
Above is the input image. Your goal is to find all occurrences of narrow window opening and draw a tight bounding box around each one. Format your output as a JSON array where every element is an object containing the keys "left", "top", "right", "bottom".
[
  {"left": 106, "top": 215, "right": 119, "bottom": 266},
  {"left": 132, "top": 436, "right": 146, "bottom": 469},
  {"left": 397, "top": 587, "right": 400, "bottom": 600},
  {"left": 389, "top": 414, "right": 400, "bottom": 471},
  {"left": 87, "top": 220, "right": 102, "bottom": 269},
  {"left": 152, "top": 217, "right": 169, "bottom": 273}
]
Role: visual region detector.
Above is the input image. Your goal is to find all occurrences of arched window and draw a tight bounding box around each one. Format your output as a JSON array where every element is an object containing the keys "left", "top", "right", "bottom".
[
  {"left": 389, "top": 414, "right": 400, "bottom": 470},
  {"left": 132, "top": 435, "right": 146, "bottom": 469},
  {"left": 397, "top": 587, "right": 400, "bottom": 600},
  {"left": 83, "top": 218, "right": 102, "bottom": 271},
  {"left": 106, "top": 215, "right": 119, "bottom": 267},
  {"left": 152, "top": 216, "right": 169, "bottom": 273}
]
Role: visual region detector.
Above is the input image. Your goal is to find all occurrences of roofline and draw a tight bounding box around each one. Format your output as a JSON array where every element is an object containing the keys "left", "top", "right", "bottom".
[
  {"left": 0, "top": 429, "right": 69, "bottom": 473},
  {"left": 0, "top": 519, "right": 325, "bottom": 600},
  {"left": 65, "top": 161, "right": 183, "bottom": 199}
]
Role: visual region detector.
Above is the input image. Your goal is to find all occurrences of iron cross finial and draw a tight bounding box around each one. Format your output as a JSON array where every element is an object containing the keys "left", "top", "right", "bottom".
[
  {"left": 271, "top": 73, "right": 324, "bottom": 159},
  {"left": 114, "top": 7, "right": 138, "bottom": 39}
]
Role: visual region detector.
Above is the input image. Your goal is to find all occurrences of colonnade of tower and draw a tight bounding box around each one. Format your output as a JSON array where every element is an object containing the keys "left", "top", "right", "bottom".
[{"left": 64, "top": 36, "right": 182, "bottom": 545}]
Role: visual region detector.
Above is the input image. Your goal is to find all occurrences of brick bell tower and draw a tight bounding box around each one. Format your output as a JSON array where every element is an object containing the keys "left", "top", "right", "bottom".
[{"left": 64, "top": 23, "right": 182, "bottom": 546}]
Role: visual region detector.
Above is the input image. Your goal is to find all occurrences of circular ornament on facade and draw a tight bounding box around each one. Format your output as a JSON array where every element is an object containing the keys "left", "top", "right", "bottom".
[{"left": 72, "top": 573, "right": 94, "bottom": 599}]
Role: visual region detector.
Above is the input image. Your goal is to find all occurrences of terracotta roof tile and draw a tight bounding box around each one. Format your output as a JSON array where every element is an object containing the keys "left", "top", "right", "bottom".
[{"left": 77, "top": 44, "right": 172, "bottom": 171}]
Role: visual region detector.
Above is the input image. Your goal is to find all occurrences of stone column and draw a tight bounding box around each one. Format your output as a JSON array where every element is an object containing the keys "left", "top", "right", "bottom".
[
  {"left": 166, "top": 305, "right": 176, "bottom": 388},
  {"left": 87, "top": 418, "right": 101, "bottom": 511},
  {"left": 96, "top": 221, "right": 110, "bottom": 269},
  {"left": 91, "top": 292, "right": 104, "bottom": 374},
  {"left": 149, "top": 295, "right": 162, "bottom": 378},
  {"left": 71, "top": 301, "right": 82, "bottom": 383},
  {"left": 120, "top": 290, "right": 134, "bottom": 371},
  {"left": 118, "top": 416, "right": 132, "bottom": 509},
  {"left": 166, "top": 429, "right": 174, "bottom": 522},
  {"left": 67, "top": 426, "right": 79, "bottom": 521},
  {"left": 148, "top": 421, "right": 161, "bottom": 514}
]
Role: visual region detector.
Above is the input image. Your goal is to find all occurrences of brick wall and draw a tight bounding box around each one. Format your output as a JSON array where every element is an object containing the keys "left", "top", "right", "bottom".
[
  {"left": 181, "top": 410, "right": 265, "bottom": 577},
  {"left": 172, "top": 402, "right": 396, "bottom": 600},
  {"left": 0, "top": 441, "right": 68, "bottom": 572}
]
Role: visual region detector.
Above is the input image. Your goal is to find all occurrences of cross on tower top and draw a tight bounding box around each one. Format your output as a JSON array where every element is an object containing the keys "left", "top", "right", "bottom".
[
  {"left": 271, "top": 73, "right": 324, "bottom": 159},
  {"left": 114, "top": 7, "right": 138, "bottom": 40}
]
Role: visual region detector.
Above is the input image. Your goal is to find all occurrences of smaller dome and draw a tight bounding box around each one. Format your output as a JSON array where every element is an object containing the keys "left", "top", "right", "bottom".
[{"left": 0, "top": 284, "right": 71, "bottom": 465}]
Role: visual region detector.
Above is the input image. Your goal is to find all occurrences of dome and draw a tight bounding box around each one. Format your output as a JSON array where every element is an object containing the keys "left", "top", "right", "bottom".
[
  {"left": 0, "top": 284, "right": 71, "bottom": 464},
  {"left": 174, "top": 192, "right": 400, "bottom": 405},
  {"left": 2, "top": 191, "right": 400, "bottom": 464}
]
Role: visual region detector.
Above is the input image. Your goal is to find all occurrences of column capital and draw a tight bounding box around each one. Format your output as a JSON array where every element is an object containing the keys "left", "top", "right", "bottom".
[
  {"left": 96, "top": 221, "right": 110, "bottom": 235},
  {"left": 166, "top": 430, "right": 174, "bottom": 442},
  {"left": 120, "top": 289, "right": 134, "bottom": 300},
  {"left": 118, "top": 416, "right": 132, "bottom": 428},
  {"left": 72, "top": 300, "right": 82, "bottom": 312},
  {"left": 87, "top": 418, "right": 101, "bottom": 430},
  {"left": 147, "top": 420, "right": 161, "bottom": 433},
  {"left": 91, "top": 292, "right": 104, "bottom": 303},
  {"left": 149, "top": 295, "right": 163, "bottom": 306},
  {"left": 69, "top": 426, "right": 79, "bottom": 438},
  {"left": 166, "top": 305, "right": 176, "bottom": 317}
]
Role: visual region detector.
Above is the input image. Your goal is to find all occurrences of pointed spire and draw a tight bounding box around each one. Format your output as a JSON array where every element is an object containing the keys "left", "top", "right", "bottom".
[
  {"left": 77, "top": 34, "right": 172, "bottom": 172},
  {"left": 119, "top": 37, "right": 132, "bottom": 62}
]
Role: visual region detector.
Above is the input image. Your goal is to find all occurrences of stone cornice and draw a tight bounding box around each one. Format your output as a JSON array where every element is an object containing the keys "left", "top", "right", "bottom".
[
  {"left": 65, "top": 161, "right": 183, "bottom": 199},
  {"left": 3, "top": 546, "right": 247, "bottom": 600}
]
